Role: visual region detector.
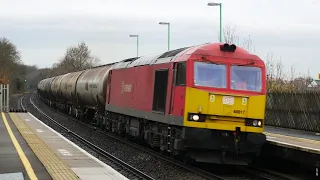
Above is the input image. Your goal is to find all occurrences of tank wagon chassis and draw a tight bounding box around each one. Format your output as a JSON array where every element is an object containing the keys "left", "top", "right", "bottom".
[{"left": 38, "top": 42, "right": 267, "bottom": 165}]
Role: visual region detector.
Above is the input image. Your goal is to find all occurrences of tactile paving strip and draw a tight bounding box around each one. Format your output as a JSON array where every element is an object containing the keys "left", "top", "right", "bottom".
[{"left": 8, "top": 113, "right": 79, "bottom": 180}]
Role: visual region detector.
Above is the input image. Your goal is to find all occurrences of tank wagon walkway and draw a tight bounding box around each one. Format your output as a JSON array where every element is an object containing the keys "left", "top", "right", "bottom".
[{"left": 0, "top": 112, "right": 129, "bottom": 180}]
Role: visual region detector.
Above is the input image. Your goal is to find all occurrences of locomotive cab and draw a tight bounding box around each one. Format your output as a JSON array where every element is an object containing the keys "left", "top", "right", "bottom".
[{"left": 178, "top": 43, "right": 267, "bottom": 164}]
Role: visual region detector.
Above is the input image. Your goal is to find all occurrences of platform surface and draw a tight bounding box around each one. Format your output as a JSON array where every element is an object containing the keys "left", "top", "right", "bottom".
[
  {"left": 2, "top": 112, "right": 129, "bottom": 180},
  {"left": 264, "top": 126, "right": 320, "bottom": 154},
  {"left": 0, "top": 112, "right": 52, "bottom": 180}
]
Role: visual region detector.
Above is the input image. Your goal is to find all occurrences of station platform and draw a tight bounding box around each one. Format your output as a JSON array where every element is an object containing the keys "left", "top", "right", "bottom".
[
  {"left": 0, "top": 112, "right": 129, "bottom": 180},
  {"left": 264, "top": 126, "right": 320, "bottom": 154}
]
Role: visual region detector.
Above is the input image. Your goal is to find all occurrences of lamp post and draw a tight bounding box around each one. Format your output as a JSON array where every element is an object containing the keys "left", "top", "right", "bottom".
[
  {"left": 129, "top": 34, "right": 139, "bottom": 57},
  {"left": 207, "top": 2, "right": 222, "bottom": 42},
  {"left": 159, "top": 22, "right": 170, "bottom": 51}
]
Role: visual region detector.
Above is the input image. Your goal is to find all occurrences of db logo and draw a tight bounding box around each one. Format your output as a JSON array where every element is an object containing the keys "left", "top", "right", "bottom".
[{"left": 121, "top": 81, "right": 132, "bottom": 94}]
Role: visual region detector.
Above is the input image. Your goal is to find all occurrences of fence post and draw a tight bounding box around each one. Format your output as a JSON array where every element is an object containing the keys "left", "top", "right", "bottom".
[
  {"left": 0, "top": 84, "right": 2, "bottom": 112},
  {"left": 6, "top": 84, "right": 9, "bottom": 112},
  {"left": 7, "top": 84, "right": 10, "bottom": 112},
  {"left": 0, "top": 83, "right": 9, "bottom": 112}
]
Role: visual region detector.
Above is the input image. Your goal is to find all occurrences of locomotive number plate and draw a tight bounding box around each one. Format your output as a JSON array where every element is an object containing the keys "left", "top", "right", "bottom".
[{"left": 222, "top": 96, "right": 234, "bottom": 105}]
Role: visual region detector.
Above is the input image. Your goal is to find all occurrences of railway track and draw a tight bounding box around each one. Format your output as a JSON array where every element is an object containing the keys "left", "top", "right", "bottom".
[
  {"left": 21, "top": 94, "right": 154, "bottom": 180},
  {"left": 237, "top": 166, "right": 293, "bottom": 180},
  {"left": 22, "top": 92, "right": 294, "bottom": 180}
]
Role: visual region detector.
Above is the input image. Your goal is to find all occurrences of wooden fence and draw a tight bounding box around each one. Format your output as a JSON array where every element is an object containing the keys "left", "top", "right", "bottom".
[{"left": 265, "top": 91, "right": 320, "bottom": 133}]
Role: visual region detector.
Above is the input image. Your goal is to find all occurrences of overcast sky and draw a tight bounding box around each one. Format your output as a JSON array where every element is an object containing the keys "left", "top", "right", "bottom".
[{"left": 0, "top": 0, "right": 320, "bottom": 79}]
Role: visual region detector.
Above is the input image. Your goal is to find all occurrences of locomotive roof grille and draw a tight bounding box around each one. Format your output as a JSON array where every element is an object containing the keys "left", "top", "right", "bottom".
[
  {"left": 92, "top": 46, "right": 192, "bottom": 70},
  {"left": 158, "top": 47, "right": 190, "bottom": 59},
  {"left": 91, "top": 57, "right": 139, "bottom": 69},
  {"left": 122, "top": 57, "right": 140, "bottom": 62}
]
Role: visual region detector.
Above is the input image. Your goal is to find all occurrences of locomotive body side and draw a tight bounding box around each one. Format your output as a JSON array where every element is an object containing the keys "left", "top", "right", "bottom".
[{"left": 106, "top": 61, "right": 182, "bottom": 126}]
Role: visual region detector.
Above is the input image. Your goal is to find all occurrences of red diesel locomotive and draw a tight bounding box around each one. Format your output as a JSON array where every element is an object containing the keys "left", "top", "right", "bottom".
[{"left": 38, "top": 42, "right": 267, "bottom": 165}]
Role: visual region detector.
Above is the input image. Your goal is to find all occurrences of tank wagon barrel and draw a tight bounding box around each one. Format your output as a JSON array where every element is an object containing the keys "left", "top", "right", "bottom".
[
  {"left": 43, "top": 77, "right": 55, "bottom": 101},
  {"left": 60, "top": 71, "right": 84, "bottom": 104},
  {"left": 51, "top": 74, "right": 70, "bottom": 100},
  {"left": 75, "top": 65, "right": 113, "bottom": 111}
]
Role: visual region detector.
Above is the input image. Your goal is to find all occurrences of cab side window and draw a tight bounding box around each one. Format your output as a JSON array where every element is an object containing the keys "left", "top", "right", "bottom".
[{"left": 175, "top": 62, "right": 186, "bottom": 86}]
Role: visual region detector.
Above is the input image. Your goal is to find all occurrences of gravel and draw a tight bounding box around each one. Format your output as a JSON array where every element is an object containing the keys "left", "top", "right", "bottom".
[{"left": 21, "top": 93, "right": 207, "bottom": 180}]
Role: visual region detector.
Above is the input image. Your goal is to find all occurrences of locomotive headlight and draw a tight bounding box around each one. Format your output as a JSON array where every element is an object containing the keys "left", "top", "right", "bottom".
[
  {"left": 192, "top": 115, "right": 200, "bottom": 121},
  {"left": 252, "top": 120, "right": 262, "bottom": 127},
  {"left": 188, "top": 113, "right": 205, "bottom": 122},
  {"left": 245, "top": 119, "right": 262, "bottom": 127},
  {"left": 258, "top": 121, "right": 262, "bottom": 126}
]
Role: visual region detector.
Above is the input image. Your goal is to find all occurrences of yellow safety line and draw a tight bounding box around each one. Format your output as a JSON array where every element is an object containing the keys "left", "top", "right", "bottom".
[
  {"left": 265, "top": 132, "right": 320, "bottom": 144},
  {"left": 1, "top": 112, "right": 38, "bottom": 180},
  {"left": 9, "top": 113, "right": 79, "bottom": 180}
]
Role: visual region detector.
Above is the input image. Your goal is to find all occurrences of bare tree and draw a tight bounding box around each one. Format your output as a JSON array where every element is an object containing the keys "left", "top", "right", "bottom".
[
  {"left": 0, "top": 37, "right": 22, "bottom": 84},
  {"left": 289, "top": 65, "right": 297, "bottom": 82},
  {"left": 305, "top": 69, "right": 313, "bottom": 87},
  {"left": 241, "top": 35, "right": 255, "bottom": 53},
  {"left": 265, "top": 52, "right": 312, "bottom": 92},
  {"left": 52, "top": 42, "right": 101, "bottom": 74},
  {"left": 275, "top": 57, "right": 284, "bottom": 80},
  {"left": 218, "top": 23, "right": 255, "bottom": 53},
  {"left": 219, "top": 23, "right": 239, "bottom": 44},
  {"left": 266, "top": 52, "right": 275, "bottom": 79},
  {"left": 265, "top": 52, "right": 292, "bottom": 92}
]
